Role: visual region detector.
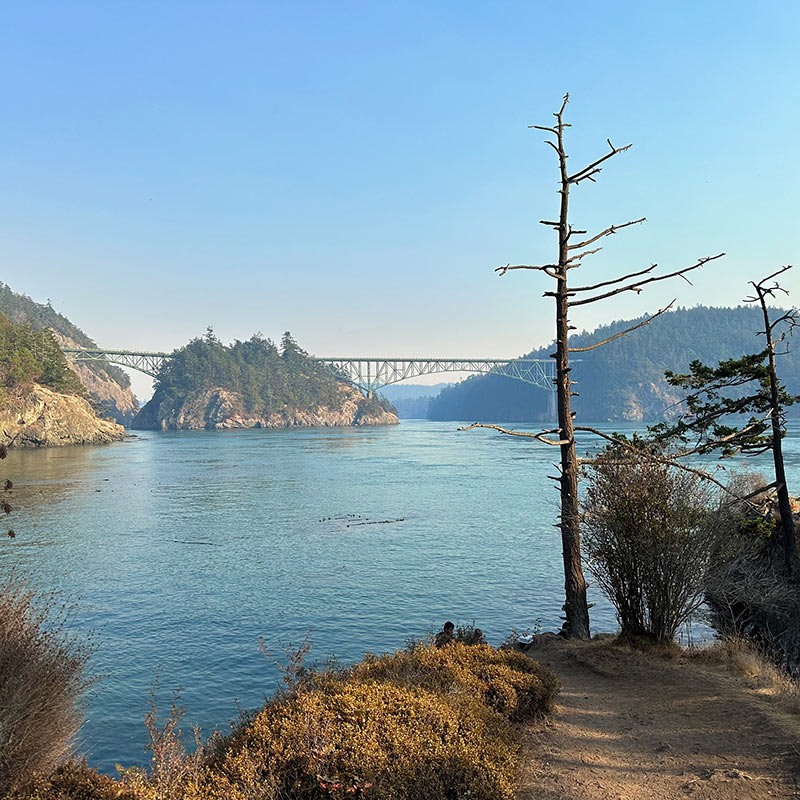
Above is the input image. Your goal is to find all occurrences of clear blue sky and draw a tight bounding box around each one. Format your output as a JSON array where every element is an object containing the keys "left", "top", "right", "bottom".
[{"left": 2, "top": 1, "right": 799, "bottom": 397}]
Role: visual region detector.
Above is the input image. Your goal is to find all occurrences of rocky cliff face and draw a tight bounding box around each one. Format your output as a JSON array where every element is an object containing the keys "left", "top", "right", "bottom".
[
  {"left": 0, "top": 385, "right": 126, "bottom": 447},
  {"left": 51, "top": 333, "right": 139, "bottom": 425},
  {"left": 132, "top": 384, "right": 399, "bottom": 430}
]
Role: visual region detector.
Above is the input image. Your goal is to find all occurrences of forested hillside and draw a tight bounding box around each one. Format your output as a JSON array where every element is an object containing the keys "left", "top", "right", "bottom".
[
  {"left": 0, "top": 282, "right": 139, "bottom": 424},
  {"left": 429, "top": 306, "right": 800, "bottom": 422},
  {"left": 0, "top": 314, "right": 85, "bottom": 398},
  {"left": 0, "top": 282, "right": 130, "bottom": 389},
  {"left": 133, "top": 331, "right": 397, "bottom": 429}
]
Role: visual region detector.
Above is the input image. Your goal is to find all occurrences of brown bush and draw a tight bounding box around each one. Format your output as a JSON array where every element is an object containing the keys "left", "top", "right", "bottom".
[
  {"left": 582, "top": 455, "right": 724, "bottom": 643},
  {"left": 351, "top": 641, "right": 560, "bottom": 720},
  {"left": 11, "top": 641, "right": 559, "bottom": 800},
  {"left": 202, "top": 680, "right": 517, "bottom": 800},
  {"left": 0, "top": 574, "right": 93, "bottom": 796}
]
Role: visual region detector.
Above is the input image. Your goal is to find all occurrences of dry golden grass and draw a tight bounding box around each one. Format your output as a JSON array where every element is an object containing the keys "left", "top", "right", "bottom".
[
  {"left": 691, "top": 637, "right": 800, "bottom": 714},
  {"left": 0, "top": 574, "right": 93, "bottom": 797}
]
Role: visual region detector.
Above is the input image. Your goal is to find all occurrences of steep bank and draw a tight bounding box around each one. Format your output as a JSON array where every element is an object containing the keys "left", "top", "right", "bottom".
[
  {"left": 0, "top": 385, "right": 125, "bottom": 447},
  {"left": 0, "top": 283, "right": 138, "bottom": 425},
  {"left": 50, "top": 333, "right": 138, "bottom": 425},
  {"left": 132, "top": 384, "right": 398, "bottom": 429}
]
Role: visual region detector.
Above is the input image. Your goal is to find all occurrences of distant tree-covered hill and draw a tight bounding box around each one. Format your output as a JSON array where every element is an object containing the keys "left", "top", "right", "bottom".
[{"left": 428, "top": 306, "right": 800, "bottom": 422}]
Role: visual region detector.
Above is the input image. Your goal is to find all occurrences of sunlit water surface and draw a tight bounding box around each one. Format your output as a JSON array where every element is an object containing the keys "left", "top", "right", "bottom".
[{"left": 4, "top": 420, "right": 800, "bottom": 773}]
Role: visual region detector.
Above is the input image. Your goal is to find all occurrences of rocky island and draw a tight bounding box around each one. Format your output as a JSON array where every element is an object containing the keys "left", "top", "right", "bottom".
[{"left": 132, "top": 330, "right": 398, "bottom": 430}]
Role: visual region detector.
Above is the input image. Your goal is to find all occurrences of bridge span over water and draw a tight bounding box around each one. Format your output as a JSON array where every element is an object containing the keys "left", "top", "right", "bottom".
[{"left": 61, "top": 348, "right": 556, "bottom": 406}]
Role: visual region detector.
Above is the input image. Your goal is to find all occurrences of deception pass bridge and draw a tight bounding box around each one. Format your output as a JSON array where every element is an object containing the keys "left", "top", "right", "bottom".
[{"left": 61, "top": 348, "right": 557, "bottom": 411}]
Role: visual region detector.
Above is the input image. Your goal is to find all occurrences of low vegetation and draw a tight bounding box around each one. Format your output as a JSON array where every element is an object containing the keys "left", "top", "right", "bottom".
[
  {"left": 0, "top": 574, "right": 93, "bottom": 797},
  {"left": 8, "top": 636, "right": 559, "bottom": 800}
]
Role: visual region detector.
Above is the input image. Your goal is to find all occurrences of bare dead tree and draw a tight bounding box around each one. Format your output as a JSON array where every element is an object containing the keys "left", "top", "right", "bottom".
[
  {"left": 463, "top": 95, "right": 724, "bottom": 639},
  {"left": 749, "top": 267, "right": 798, "bottom": 570}
]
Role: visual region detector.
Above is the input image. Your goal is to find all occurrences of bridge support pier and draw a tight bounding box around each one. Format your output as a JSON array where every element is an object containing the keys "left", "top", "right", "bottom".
[{"left": 547, "top": 390, "right": 557, "bottom": 421}]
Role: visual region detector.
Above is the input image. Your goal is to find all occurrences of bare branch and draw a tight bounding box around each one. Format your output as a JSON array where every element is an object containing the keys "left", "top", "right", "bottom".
[
  {"left": 571, "top": 264, "right": 657, "bottom": 293},
  {"left": 569, "top": 300, "right": 675, "bottom": 352},
  {"left": 568, "top": 218, "right": 646, "bottom": 250},
  {"left": 496, "top": 263, "right": 560, "bottom": 279},
  {"left": 567, "top": 140, "right": 632, "bottom": 185},
  {"left": 458, "top": 422, "right": 569, "bottom": 446},
  {"left": 566, "top": 247, "right": 603, "bottom": 264},
  {"left": 569, "top": 253, "right": 725, "bottom": 307}
]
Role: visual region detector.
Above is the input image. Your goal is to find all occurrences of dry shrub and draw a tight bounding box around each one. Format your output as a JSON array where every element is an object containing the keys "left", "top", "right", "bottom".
[
  {"left": 582, "top": 455, "right": 723, "bottom": 643},
  {"left": 203, "top": 680, "right": 516, "bottom": 800},
  {"left": 0, "top": 573, "right": 93, "bottom": 796},
  {"left": 119, "top": 682, "right": 206, "bottom": 800},
  {"left": 351, "top": 641, "right": 560, "bottom": 720},
  {"left": 12, "top": 641, "right": 559, "bottom": 800},
  {"left": 9, "top": 761, "right": 136, "bottom": 800},
  {"left": 199, "top": 642, "right": 557, "bottom": 800}
]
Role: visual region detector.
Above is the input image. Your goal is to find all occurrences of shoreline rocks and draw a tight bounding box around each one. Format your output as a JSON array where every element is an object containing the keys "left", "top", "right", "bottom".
[
  {"left": 131, "top": 385, "right": 399, "bottom": 430},
  {"left": 0, "top": 385, "right": 126, "bottom": 447}
]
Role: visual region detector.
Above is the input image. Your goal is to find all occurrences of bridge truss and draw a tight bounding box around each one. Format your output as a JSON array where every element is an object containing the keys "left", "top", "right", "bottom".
[
  {"left": 62, "top": 349, "right": 556, "bottom": 398},
  {"left": 317, "top": 357, "right": 555, "bottom": 395},
  {"left": 61, "top": 348, "right": 171, "bottom": 377}
]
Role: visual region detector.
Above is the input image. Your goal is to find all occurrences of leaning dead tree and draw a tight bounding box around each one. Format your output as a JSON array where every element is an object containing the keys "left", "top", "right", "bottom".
[
  {"left": 463, "top": 95, "right": 724, "bottom": 639},
  {"left": 651, "top": 266, "right": 798, "bottom": 572},
  {"left": 752, "top": 268, "right": 798, "bottom": 570}
]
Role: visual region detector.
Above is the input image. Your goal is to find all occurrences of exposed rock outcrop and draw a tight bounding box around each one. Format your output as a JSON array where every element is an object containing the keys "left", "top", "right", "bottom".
[
  {"left": 132, "top": 384, "right": 399, "bottom": 430},
  {"left": 0, "top": 385, "right": 125, "bottom": 447},
  {"left": 50, "top": 333, "right": 139, "bottom": 425}
]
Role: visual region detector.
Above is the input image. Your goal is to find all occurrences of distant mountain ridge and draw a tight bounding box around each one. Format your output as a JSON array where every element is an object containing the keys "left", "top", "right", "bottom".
[
  {"left": 428, "top": 306, "right": 799, "bottom": 422},
  {"left": 380, "top": 383, "right": 453, "bottom": 419}
]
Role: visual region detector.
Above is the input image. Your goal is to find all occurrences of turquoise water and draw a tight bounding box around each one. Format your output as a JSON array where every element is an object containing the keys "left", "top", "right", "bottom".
[{"left": 2, "top": 420, "right": 798, "bottom": 774}]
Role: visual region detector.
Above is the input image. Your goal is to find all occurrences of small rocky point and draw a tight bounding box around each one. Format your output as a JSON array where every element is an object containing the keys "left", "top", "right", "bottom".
[{"left": 0, "top": 385, "right": 125, "bottom": 447}]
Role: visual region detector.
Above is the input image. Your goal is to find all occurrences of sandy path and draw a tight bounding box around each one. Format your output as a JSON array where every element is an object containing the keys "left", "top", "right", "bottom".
[{"left": 517, "top": 639, "right": 800, "bottom": 800}]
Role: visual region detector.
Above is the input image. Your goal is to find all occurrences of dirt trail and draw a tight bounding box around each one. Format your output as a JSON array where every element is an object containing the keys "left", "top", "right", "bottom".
[{"left": 517, "top": 639, "right": 800, "bottom": 800}]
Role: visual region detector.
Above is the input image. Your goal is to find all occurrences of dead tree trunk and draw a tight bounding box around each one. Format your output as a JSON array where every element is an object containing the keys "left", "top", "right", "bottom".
[
  {"left": 752, "top": 269, "right": 797, "bottom": 572},
  {"left": 465, "top": 94, "right": 723, "bottom": 639},
  {"left": 553, "top": 106, "right": 589, "bottom": 638}
]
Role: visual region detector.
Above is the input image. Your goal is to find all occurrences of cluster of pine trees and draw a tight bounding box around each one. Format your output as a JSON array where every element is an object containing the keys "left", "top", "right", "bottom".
[
  {"left": 0, "top": 282, "right": 130, "bottom": 390},
  {"left": 152, "top": 330, "right": 392, "bottom": 417},
  {"left": 0, "top": 314, "right": 84, "bottom": 397}
]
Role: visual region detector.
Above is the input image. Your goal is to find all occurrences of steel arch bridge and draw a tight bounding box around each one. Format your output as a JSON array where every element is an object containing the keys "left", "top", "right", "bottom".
[{"left": 61, "top": 348, "right": 556, "bottom": 397}]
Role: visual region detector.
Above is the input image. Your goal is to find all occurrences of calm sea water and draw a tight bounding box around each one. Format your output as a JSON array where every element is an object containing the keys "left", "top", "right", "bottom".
[{"left": 3, "top": 419, "right": 799, "bottom": 774}]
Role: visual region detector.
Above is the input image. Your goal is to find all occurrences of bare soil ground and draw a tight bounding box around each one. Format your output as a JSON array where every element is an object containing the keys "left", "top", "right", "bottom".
[{"left": 517, "top": 638, "right": 800, "bottom": 800}]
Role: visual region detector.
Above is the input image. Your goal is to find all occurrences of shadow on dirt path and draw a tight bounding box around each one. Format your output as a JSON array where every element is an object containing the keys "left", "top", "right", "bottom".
[{"left": 517, "top": 639, "right": 800, "bottom": 800}]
